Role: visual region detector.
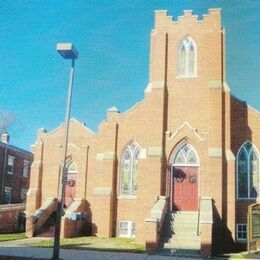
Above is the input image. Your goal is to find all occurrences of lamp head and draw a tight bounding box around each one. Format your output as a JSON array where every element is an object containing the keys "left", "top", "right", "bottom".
[{"left": 56, "top": 43, "right": 78, "bottom": 59}]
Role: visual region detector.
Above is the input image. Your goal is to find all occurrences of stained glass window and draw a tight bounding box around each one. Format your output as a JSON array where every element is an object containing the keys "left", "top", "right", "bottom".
[
  {"left": 178, "top": 36, "right": 197, "bottom": 77},
  {"left": 173, "top": 143, "right": 198, "bottom": 166},
  {"left": 250, "top": 150, "right": 259, "bottom": 198},
  {"left": 237, "top": 141, "right": 259, "bottom": 199},
  {"left": 189, "top": 44, "right": 195, "bottom": 75},
  {"left": 179, "top": 44, "right": 186, "bottom": 75},
  {"left": 67, "top": 161, "right": 77, "bottom": 173},
  {"left": 120, "top": 141, "right": 141, "bottom": 196}
]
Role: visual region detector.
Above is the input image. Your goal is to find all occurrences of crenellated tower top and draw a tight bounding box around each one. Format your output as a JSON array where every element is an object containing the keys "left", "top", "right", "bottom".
[{"left": 154, "top": 8, "right": 222, "bottom": 29}]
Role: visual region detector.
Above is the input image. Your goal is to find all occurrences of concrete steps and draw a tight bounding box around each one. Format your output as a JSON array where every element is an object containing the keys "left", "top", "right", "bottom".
[{"left": 160, "top": 211, "right": 201, "bottom": 256}]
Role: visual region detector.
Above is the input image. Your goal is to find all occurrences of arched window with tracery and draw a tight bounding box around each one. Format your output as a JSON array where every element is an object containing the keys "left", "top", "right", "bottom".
[
  {"left": 178, "top": 36, "right": 197, "bottom": 77},
  {"left": 237, "top": 141, "right": 259, "bottom": 199},
  {"left": 67, "top": 161, "right": 77, "bottom": 173},
  {"left": 120, "top": 141, "right": 141, "bottom": 196},
  {"left": 173, "top": 143, "right": 199, "bottom": 166}
]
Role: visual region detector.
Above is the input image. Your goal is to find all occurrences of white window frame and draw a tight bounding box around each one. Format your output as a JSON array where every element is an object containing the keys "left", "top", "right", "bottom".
[
  {"left": 118, "top": 221, "right": 136, "bottom": 238},
  {"left": 177, "top": 36, "right": 197, "bottom": 78},
  {"left": 236, "top": 141, "right": 260, "bottom": 200},
  {"left": 172, "top": 142, "right": 199, "bottom": 167},
  {"left": 23, "top": 160, "right": 30, "bottom": 178},
  {"left": 7, "top": 156, "right": 15, "bottom": 175},
  {"left": 120, "top": 141, "right": 141, "bottom": 196},
  {"left": 21, "top": 188, "right": 28, "bottom": 201},
  {"left": 236, "top": 223, "right": 247, "bottom": 242},
  {"left": 4, "top": 186, "right": 12, "bottom": 204}
]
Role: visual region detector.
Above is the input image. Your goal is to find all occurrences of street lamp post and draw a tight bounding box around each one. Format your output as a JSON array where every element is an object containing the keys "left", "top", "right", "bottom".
[{"left": 53, "top": 43, "right": 78, "bottom": 260}]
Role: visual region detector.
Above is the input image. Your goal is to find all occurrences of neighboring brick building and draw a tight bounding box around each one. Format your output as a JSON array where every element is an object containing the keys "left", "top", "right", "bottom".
[
  {"left": 0, "top": 133, "right": 33, "bottom": 204},
  {"left": 26, "top": 9, "right": 260, "bottom": 256}
]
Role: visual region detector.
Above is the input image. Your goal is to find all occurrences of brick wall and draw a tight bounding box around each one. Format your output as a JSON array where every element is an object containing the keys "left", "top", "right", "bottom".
[
  {"left": 0, "top": 204, "right": 25, "bottom": 233},
  {"left": 0, "top": 143, "right": 33, "bottom": 204},
  {"left": 25, "top": 8, "right": 260, "bottom": 256}
]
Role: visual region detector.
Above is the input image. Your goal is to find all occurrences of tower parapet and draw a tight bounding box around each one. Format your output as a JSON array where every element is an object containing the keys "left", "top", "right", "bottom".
[{"left": 154, "top": 8, "right": 222, "bottom": 30}]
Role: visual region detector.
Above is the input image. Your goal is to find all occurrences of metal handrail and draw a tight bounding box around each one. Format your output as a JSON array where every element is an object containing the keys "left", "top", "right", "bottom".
[{"left": 197, "top": 197, "right": 201, "bottom": 236}]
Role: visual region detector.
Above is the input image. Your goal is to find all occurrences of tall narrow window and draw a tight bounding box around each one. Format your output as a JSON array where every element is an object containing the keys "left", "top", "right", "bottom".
[
  {"left": 120, "top": 141, "right": 140, "bottom": 196},
  {"left": 7, "top": 156, "right": 14, "bottom": 174},
  {"left": 237, "top": 141, "right": 259, "bottom": 199},
  {"left": 4, "top": 187, "right": 12, "bottom": 204},
  {"left": 178, "top": 36, "right": 197, "bottom": 77},
  {"left": 23, "top": 160, "right": 30, "bottom": 178}
]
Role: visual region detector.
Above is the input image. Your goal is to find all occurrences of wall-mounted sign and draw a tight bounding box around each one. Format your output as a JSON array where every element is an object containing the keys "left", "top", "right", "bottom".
[{"left": 248, "top": 203, "right": 260, "bottom": 252}]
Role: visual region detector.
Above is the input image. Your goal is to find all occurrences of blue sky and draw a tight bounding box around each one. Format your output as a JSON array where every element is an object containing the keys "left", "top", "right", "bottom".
[{"left": 1, "top": 0, "right": 260, "bottom": 150}]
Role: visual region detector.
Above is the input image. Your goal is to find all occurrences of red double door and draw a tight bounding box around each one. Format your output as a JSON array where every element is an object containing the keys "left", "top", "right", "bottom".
[{"left": 172, "top": 166, "right": 199, "bottom": 211}]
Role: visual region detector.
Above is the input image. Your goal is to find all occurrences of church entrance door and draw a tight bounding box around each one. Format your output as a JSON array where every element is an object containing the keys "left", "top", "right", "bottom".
[
  {"left": 171, "top": 143, "right": 199, "bottom": 211},
  {"left": 172, "top": 166, "right": 199, "bottom": 211},
  {"left": 64, "top": 161, "right": 77, "bottom": 207}
]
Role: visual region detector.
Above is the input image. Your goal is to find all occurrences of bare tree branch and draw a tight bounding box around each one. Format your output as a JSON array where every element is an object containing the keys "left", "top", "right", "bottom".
[{"left": 0, "top": 111, "right": 17, "bottom": 135}]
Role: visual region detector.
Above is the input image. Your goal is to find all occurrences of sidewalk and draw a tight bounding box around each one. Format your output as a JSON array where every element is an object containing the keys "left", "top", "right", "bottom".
[{"left": 0, "top": 246, "right": 203, "bottom": 260}]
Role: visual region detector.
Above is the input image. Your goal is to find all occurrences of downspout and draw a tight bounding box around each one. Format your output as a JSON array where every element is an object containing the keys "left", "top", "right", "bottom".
[{"left": 1, "top": 145, "right": 8, "bottom": 203}]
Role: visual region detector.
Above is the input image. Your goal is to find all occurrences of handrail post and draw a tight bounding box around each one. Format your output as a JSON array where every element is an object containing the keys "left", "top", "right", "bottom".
[{"left": 197, "top": 197, "right": 201, "bottom": 236}]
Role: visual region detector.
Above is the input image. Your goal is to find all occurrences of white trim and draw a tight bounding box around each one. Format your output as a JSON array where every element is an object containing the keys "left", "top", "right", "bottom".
[
  {"left": 7, "top": 155, "right": 14, "bottom": 175},
  {"left": 176, "top": 75, "right": 198, "bottom": 79},
  {"left": 167, "top": 122, "right": 205, "bottom": 142},
  {"left": 171, "top": 142, "right": 200, "bottom": 167},
  {"left": 117, "top": 195, "right": 137, "bottom": 200},
  {"left": 23, "top": 160, "right": 30, "bottom": 178},
  {"left": 21, "top": 188, "right": 28, "bottom": 201},
  {"left": 67, "top": 161, "right": 78, "bottom": 174},
  {"left": 177, "top": 36, "right": 197, "bottom": 77},
  {"left": 170, "top": 169, "right": 173, "bottom": 212},
  {"left": 118, "top": 221, "right": 136, "bottom": 238},
  {"left": 119, "top": 141, "right": 141, "bottom": 196},
  {"left": 236, "top": 141, "right": 260, "bottom": 200}
]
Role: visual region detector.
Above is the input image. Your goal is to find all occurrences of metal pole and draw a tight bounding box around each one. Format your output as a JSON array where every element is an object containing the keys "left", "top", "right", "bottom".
[{"left": 53, "top": 59, "right": 75, "bottom": 260}]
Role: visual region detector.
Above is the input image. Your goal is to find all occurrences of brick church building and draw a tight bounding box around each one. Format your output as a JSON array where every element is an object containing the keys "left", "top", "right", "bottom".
[{"left": 26, "top": 9, "right": 260, "bottom": 256}]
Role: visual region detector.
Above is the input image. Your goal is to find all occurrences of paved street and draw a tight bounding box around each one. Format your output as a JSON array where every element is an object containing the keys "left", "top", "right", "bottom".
[{"left": 0, "top": 246, "right": 206, "bottom": 259}]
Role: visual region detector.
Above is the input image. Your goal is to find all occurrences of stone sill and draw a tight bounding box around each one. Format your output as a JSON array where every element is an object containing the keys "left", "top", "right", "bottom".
[
  {"left": 176, "top": 75, "right": 199, "bottom": 79},
  {"left": 236, "top": 198, "right": 257, "bottom": 201},
  {"left": 117, "top": 195, "right": 137, "bottom": 200}
]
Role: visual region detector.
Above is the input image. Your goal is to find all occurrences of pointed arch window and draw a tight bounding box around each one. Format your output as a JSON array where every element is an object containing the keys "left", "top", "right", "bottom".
[
  {"left": 120, "top": 141, "right": 141, "bottom": 196},
  {"left": 173, "top": 143, "right": 199, "bottom": 166},
  {"left": 67, "top": 161, "right": 77, "bottom": 174},
  {"left": 237, "top": 141, "right": 259, "bottom": 199},
  {"left": 178, "top": 36, "right": 197, "bottom": 77}
]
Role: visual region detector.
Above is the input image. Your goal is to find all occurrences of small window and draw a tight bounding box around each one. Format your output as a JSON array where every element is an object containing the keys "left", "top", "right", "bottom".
[
  {"left": 237, "top": 224, "right": 247, "bottom": 241},
  {"left": 118, "top": 221, "right": 136, "bottom": 238},
  {"left": 21, "top": 189, "right": 28, "bottom": 202},
  {"left": 7, "top": 156, "right": 14, "bottom": 174},
  {"left": 23, "top": 160, "right": 30, "bottom": 178},
  {"left": 4, "top": 187, "right": 12, "bottom": 204}
]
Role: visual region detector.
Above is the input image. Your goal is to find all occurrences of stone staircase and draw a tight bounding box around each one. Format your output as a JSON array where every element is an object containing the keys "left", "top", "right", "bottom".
[
  {"left": 35, "top": 212, "right": 56, "bottom": 237},
  {"left": 159, "top": 211, "right": 201, "bottom": 257}
]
